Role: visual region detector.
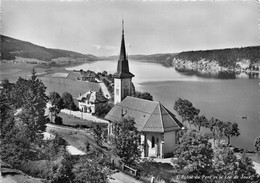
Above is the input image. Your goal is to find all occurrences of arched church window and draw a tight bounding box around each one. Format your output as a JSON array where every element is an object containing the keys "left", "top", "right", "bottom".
[{"left": 152, "top": 136, "right": 155, "bottom": 148}]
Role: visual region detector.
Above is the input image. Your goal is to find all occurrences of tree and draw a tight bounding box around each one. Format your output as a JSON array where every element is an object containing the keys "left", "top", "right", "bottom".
[
  {"left": 213, "top": 146, "right": 259, "bottom": 183},
  {"left": 54, "top": 116, "right": 63, "bottom": 125},
  {"left": 113, "top": 117, "right": 141, "bottom": 165},
  {"left": 49, "top": 92, "right": 64, "bottom": 122},
  {"left": 18, "top": 68, "right": 48, "bottom": 141},
  {"left": 0, "top": 79, "right": 16, "bottom": 108},
  {"left": 51, "top": 152, "right": 75, "bottom": 183},
  {"left": 174, "top": 98, "right": 200, "bottom": 129},
  {"left": 102, "top": 70, "right": 108, "bottom": 76},
  {"left": 192, "top": 115, "right": 208, "bottom": 131},
  {"left": 14, "top": 77, "right": 29, "bottom": 108},
  {"left": 62, "top": 92, "right": 77, "bottom": 111},
  {"left": 92, "top": 124, "right": 103, "bottom": 146},
  {"left": 1, "top": 70, "right": 48, "bottom": 140},
  {"left": 254, "top": 136, "right": 260, "bottom": 153},
  {"left": 72, "top": 153, "right": 108, "bottom": 183},
  {"left": 236, "top": 154, "right": 260, "bottom": 183},
  {"left": 43, "top": 133, "right": 68, "bottom": 160},
  {"left": 207, "top": 118, "right": 226, "bottom": 147},
  {"left": 132, "top": 91, "right": 153, "bottom": 101},
  {"left": 1, "top": 117, "right": 39, "bottom": 168},
  {"left": 223, "top": 122, "right": 240, "bottom": 145},
  {"left": 173, "top": 131, "right": 213, "bottom": 182},
  {"left": 94, "top": 102, "right": 113, "bottom": 118},
  {"left": 133, "top": 91, "right": 153, "bottom": 101}
]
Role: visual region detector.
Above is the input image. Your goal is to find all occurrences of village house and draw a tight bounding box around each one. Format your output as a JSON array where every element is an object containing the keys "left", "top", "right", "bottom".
[
  {"left": 105, "top": 21, "right": 183, "bottom": 158},
  {"left": 77, "top": 91, "right": 108, "bottom": 114}
]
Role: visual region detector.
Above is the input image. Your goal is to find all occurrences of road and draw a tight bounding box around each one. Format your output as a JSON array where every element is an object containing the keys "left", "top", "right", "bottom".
[
  {"left": 108, "top": 172, "right": 143, "bottom": 183},
  {"left": 96, "top": 78, "right": 111, "bottom": 99}
]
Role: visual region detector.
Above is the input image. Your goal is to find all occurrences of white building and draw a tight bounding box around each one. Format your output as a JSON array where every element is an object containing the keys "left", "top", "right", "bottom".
[
  {"left": 77, "top": 91, "right": 108, "bottom": 114},
  {"left": 105, "top": 96, "right": 183, "bottom": 158}
]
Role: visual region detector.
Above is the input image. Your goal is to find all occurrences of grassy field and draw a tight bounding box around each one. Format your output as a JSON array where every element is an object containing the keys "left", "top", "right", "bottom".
[
  {"left": 58, "top": 112, "right": 94, "bottom": 127},
  {"left": 46, "top": 124, "right": 107, "bottom": 153}
]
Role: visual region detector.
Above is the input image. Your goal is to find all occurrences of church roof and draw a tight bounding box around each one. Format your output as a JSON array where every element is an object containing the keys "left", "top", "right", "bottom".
[
  {"left": 105, "top": 96, "right": 183, "bottom": 132},
  {"left": 113, "top": 20, "right": 134, "bottom": 79}
]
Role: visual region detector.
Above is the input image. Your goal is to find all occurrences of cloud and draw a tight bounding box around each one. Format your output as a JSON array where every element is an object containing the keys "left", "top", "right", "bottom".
[{"left": 92, "top": 44, "right": 116, "bottom": 50}]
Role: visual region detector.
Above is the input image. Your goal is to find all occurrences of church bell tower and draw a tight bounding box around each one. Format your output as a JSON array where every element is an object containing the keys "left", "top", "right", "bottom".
[{"left": 113, "top": 20, "right": 134, "bottom": 104}]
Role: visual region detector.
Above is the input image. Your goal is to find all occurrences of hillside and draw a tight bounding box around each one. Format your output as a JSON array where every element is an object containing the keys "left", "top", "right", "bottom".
[
  {"left": 175, "top": 46, "right": 260, "bottom": 68},
  {"left": 1, "top": 35, "right": 97, "bottom": 61},
  {"left": 101, "top": 53, "right": 178, "bottom": 67},
  {"left": 1, "top": 35, "right": 259, "bottom": 69},
  {"left": 103, "top": 46, "right": 260, "bottom": 69}
]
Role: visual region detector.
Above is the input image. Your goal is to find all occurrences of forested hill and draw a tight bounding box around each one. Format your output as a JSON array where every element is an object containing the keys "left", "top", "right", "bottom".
[
  {"left": 1, "top": 35, "right": 97, "bottom": 61},
  {"left": 103, "top": 46, "right": 260, "bottom": 68},
  {"left": 175, "top": 46, "right": 260, "bottom": 68}
]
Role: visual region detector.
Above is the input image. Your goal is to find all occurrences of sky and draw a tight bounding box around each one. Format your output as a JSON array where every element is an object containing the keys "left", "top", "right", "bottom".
[{"left": 2, "top": 0, "right": 259, "bottom": 56}]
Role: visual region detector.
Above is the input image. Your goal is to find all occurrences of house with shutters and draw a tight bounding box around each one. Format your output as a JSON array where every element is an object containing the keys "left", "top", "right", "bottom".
[
  {"left": 77, "top": 91, "right": 108, "bottom": 114},
  {"left": 105, "top": 21, "right": 183, "bottom": 158}
]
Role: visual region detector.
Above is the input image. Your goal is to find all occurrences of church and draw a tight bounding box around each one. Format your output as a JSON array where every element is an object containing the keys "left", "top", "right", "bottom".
[{"left": 105, "top": 21, "right": 183, "bottom": 158}]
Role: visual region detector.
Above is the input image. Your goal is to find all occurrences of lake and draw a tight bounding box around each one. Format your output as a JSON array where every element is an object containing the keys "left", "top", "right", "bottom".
[{"left": 67, "top": 60, "right": 260, "bottom": 151}]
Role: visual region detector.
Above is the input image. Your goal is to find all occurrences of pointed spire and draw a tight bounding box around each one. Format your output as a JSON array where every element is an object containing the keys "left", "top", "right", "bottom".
[
  {"left": 119, "top": 19, "right": 127, "bottom": 61},
  {"left": 113, "top": 20, "right": 134, "bottom": 79},
  {"left": 122, "top": 19, "right": 124, "bottom": 36}
]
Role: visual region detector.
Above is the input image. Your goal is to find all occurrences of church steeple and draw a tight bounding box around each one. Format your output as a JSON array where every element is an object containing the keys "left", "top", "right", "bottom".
[
  {"left": 119, "top": 20, "right": 127, "bottom": 61},
  {"left": 113, "top": 20, "right": 134, "bottom": 79}
]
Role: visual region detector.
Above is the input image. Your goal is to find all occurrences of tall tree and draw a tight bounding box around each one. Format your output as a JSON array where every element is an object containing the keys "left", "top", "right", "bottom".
[
  {"left": 51, "top": 152, "right": 75, "bottom": 183},
  {"left": 192, "top": 115, "right": 208, "bottom": 131},
  {"left": 208, "top": 118, "right": 225, "bottom": 147},
  {"left": 62, "top": 92, "right": 77, "bottom": 111},
  {"left": 49, "top": 92, "right": 64, "bottom": 122},
  {"left": 18, "top": 68, "right": 48, "bottom": 141},
  {"left": 113, "top": 117, "right": 141, "bottom": 165},
  {"left": 174, "top": 98, "right": 200, "bottom": 129},
  {"left": 223, "top": 122, "right": 240, "bottom": 145}
]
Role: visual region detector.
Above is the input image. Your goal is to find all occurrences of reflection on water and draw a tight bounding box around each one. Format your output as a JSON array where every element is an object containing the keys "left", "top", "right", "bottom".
[{"left": 175, "top": 67, "right": 259, "bottom": 79}]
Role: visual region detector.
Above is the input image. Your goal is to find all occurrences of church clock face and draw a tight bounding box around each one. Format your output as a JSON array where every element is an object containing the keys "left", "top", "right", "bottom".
[{"left": 124, "top": 81, "right": 129, "bottom": 87}]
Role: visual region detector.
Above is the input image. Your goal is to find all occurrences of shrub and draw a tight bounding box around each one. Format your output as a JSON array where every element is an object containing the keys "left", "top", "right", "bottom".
[
  {"left": 20, "top": 160, "right": 55, "bottom": 179},
  {"left": 54, "top": 116, "right": 63, "bottom": 125}
]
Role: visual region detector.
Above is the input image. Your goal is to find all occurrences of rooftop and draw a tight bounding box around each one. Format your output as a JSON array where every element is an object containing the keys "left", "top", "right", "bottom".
[
  {"left": 105, "top": 96, "right": 183, "bottom": 132},
  {"left": 77, "top": 91, "right": 108, "bottom": 103}
]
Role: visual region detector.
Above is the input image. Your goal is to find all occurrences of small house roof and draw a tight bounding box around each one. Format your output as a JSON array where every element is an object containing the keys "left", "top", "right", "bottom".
[
  {"left": 105, "top": 96, "right": 183, "bottom": 132},
  {"left": 77, "top": 91, "right": 108, "bottom": 103}
]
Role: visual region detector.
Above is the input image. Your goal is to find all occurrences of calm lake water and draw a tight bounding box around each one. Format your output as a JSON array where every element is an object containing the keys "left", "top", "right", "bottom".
[{"left": 67, "top": 60, "right": 260, "bottom": 150}]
